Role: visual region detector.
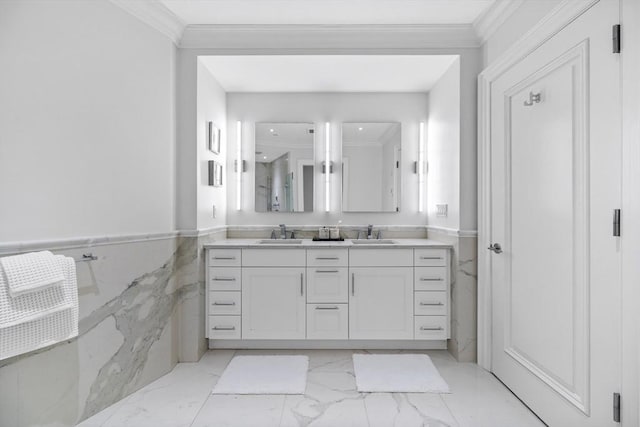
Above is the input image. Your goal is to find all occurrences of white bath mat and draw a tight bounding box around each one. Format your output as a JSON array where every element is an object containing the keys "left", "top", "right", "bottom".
[
  {"left": 353, "top": 354, "right": 450, "bottom": 393},
  {"left": 212, "top": 355, "right": 309, "bottom": 394}
]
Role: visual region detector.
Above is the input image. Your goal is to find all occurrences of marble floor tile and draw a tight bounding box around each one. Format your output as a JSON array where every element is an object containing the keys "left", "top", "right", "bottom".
[
  {"left": 79, "top": 349, "right": 544, "bottom": 427},
  {"left": 364, "top": 393, "right": 458, "bottom": 427},
  {"left": 191, "top": 395, "right": 286, "bottom": 427},
  {"left": 100, "top": 360, "right": 219, "bottom": 427}
]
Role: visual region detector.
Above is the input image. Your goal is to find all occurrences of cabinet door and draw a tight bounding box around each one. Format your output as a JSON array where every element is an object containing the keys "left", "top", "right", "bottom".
[
  {"left": 242, "top": 268, "right": 306, "bottom": 339},
  {"left": 349, "top": 267, "right": 413, "bottom": 339}
]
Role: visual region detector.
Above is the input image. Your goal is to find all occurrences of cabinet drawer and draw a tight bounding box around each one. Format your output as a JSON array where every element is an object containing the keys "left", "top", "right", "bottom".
[
  {"left": 414, "top": 316, "right": 447, "bottom": 340},
  {"left": 307, "top": 267, "right": 348, "bottom": 303},
  {"left": 208, "top": 249, "right": 241, "bottom": 267},
  {"left": 349, "top": 249, "right": 413, "bottom": 267},
  {"left": 208, "top": 268, "right": 241, "bottom": 291},
  {"left": 242, "top": 249, "right": 306, "bottom": 267},
  {"left": 414, "top": 249, "right": 448, "bottom": 267},
  {"left": 415, "top": 267, "right": 448, "bottom": 291},
  {"left": 307, "top": 304, "right": 348, "bottom": 339},
  {"left": 307, "top": 249, "right": 348, "bottom": 267},
  {"left": 414, "top": 292, "right": 448, "bottom": 315},
  {"left": 209, "top": 291, "right": 241, "bottom": 315},
  {"left": 208, "top": 315, "right": 241, "bottom": 339}
]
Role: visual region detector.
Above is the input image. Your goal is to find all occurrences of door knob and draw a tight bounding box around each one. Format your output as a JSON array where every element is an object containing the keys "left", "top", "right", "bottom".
[{"left": 487, "top": 243, "right": 503, "bottom": 254}]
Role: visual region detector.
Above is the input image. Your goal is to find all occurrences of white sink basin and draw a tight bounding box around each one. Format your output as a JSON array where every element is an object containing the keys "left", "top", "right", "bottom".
[
  {"left": 350, "top": 239, "right": 396, "bottom": 245},
  {"left": 258, "top": 239, "right": 303, "bottom": 244}
]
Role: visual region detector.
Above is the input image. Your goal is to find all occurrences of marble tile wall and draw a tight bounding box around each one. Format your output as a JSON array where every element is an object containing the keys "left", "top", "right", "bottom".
[
  {"left": 427, "top": 229, "right": 478, "bottom": 363},
  {"left": 0, "top": 229, "right": 227, "bottom": 426}
]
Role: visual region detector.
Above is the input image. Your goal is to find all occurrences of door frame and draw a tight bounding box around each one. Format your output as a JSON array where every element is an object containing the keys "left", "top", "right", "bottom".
[{"left": 478, "top": 0, "right": 640, "bottom": 423}]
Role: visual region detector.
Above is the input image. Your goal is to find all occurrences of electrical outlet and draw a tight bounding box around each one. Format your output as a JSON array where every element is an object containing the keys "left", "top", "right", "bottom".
[
  {"left": 436, "top": 204, "right": 448, "bottom": 217},
  {"left": 212, "top": 204, "right": 216, "bottom": 219}
]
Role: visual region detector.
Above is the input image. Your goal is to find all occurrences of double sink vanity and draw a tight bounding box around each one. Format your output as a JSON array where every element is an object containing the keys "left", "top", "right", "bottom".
[{"left": 204, "top": 238, "right": 452, "bottom": 347}]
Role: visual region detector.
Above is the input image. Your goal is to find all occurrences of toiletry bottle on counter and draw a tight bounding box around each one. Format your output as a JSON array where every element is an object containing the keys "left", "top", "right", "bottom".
[
  {"left": 319, "top": 226, "right": 329, "bottom": 239},
  {"left": 330, "top": 220, "right": 341, "bottom": 239},
  {"left": 273, "top": 196, "right": 280, "bottom": 212}
]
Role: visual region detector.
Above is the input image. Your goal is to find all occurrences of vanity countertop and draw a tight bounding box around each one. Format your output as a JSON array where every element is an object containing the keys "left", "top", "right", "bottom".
[{"left": 203, "top": 238, "right": 452, "bottom": 249}]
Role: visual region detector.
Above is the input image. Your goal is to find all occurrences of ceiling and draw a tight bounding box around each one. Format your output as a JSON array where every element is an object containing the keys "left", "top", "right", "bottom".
[
  {"left": 200, "top": 55, "right": 459, "bottom": 92},
  {"left": 343, "top": 122, "right": 400, "bottom": 146},
  {"left": 159, "top": 0, "right": 496, "bottom": 26}
]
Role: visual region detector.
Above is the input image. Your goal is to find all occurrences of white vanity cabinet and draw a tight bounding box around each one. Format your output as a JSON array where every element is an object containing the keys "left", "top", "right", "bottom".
[
  {"left": 306, "top": 249, "right": 349, "bottom": 339},
  {"left": 349, "top": 248, "right": 414, "bottom": 340},
  {"left": 241, "top": 249, "right": 306, "bottom": 339},
  {"left": 205, "top": 243, "right": 451, "bottom": 344}
]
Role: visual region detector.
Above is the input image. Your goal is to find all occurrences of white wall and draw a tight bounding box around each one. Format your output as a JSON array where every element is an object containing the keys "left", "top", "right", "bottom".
[
  {"left": 226, "top": 92, "right": 429, "bottom": 226},
  {"left": 482, "top": 0, "right": 563, "bottom": 67},
  {"left": 196, "top": 61, "right": 227, "bottom": 228},
  {"left": 427, "top": 58, "right": 461, "bottom": 230},
  {"left": 0, "top": 0, "right": 176, "bottom": 242}
]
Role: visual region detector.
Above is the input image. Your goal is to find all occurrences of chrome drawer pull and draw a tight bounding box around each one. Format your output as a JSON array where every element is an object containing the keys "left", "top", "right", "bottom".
[
  {"left": 351, "top": 273, "right": 355, "bottom": 296},
  {"left": 420, "top": 278, "right": 443, "bottom": 281},
  {"left": 213, "top": 277, "right": 236, "bottom": 281},
  {"left": 213, "top": 256, "right": 236, "bottom": 260},
  {"left": 300, "top": 273, "right": 304, "bottom": 296},
  {"left": 420, "top": 326, "right": 444, "bottom": 331},
  {"left": 316, "top": 270, "right": 339, "bottom": 273},
  {"left": 420, "top": 302, "right": 444, "bottom": 306},
  {"left": 213, "top": 301, "right": 236, "bottom": 306},
  {"left": 420, "top": 256, "right": 443, "bottom": 260},
  {"left": 315, "top": 306, "right": 339, "bottom": 310},
  {"left": 213, "top": 326, "right": 236, "bottom": 331},
  {"left": 316, "top": 257, "right": 339, "bottom": 260}
]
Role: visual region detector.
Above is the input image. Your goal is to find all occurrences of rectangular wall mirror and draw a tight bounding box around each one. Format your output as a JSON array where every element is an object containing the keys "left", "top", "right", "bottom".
[
  {"left": 255, "top": 122, "right": 315, "bottom": 212},
  {"left": 342, "top": 122, "right": 401, "bottom": 212}
]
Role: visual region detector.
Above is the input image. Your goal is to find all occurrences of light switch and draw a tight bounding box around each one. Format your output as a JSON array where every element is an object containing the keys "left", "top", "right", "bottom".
[{"left": 436, "top": 204, "right": 448, "bottom": 217}]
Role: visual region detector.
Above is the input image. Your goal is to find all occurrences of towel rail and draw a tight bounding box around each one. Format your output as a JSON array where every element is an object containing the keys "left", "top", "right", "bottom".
[{"left": 75, "top": 253, "right": 97, "bottom": 263}]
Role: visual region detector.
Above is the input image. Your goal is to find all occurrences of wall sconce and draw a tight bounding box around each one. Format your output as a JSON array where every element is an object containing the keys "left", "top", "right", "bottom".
[
  {"left": 418, "top": 121, "right": 426, "bottom": 213},
  {"left": 325, "top": 122, "right": 331, "bottom": 212},
  {"left": 236, "top": 120, "right": 243, "bottom": 211}
]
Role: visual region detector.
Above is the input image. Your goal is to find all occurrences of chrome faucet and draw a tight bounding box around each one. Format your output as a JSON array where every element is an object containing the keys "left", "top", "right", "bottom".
[
  {"left": 279, "top": 224, "right": 287, "bottom": 239},
  {"left": 367, "top": 224, "right": 373, "bottom": 239}
]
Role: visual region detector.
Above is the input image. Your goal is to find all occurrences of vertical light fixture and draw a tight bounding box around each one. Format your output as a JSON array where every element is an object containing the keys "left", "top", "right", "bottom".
[
  {"left": 325, "top": 122, "right": 331, "bottom": 212},
  {"left": 418, "top": 121, "right": 426, "bottom": 213},
  {"left": 236, "top": 120, "right": 242, "bottom": 211}
]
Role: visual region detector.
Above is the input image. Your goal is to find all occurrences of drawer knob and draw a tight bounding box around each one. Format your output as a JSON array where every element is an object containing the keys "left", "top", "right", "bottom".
[
  {"left": 316, "top": 269, "right": 339, "bottom": 273},
  {"left": 315, "top": 306, "right": 339, "bottom": 310},
  {"left": 213, "top": 301, "right": 236, "bottom": 306},
  {"left": 420, "top": 302, "right": 444, "bottom": 306},
  {"left": 420, "top": 326, "right": 444, "bottom": 331},
  {"left": 316, "top": 257, "right": 339, "bottom": 260},
  {"left": 420, "top": 278, "right": 443, "bottom": 281},
  {"left": 213, "top": 256, "right": 236, "bottom": 260},
  {"left": 420, "top": 256, "right": 443, "bottom": 260},
  {"left": 213, "top": 326, "right": 236, "bottom": 331},
  {"left": 212, "top": 277, "right": 236, "bottom": 281}
]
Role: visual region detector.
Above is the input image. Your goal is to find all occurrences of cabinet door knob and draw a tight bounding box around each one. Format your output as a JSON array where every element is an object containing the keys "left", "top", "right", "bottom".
[
  {"left": 300, "top": 273, "right": 304, "bottom": 296},
  {"left": 351, "top": 273, "right": 355, "bottom": 296}
]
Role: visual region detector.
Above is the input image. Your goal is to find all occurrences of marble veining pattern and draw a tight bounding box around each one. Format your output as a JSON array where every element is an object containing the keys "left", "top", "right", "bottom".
[
  {"left": 0, "top": 231, "right": 227, "bottom": 427},
  {"left": 79, "top": 349, "right": 545, "bottom": 427}
]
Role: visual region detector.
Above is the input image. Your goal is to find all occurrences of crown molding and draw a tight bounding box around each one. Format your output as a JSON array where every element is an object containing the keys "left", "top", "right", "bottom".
[
  {"left": 473, "top": 0, "right": 525, "bottom": 45},
  {"left": 110, "top": 0, "right": 185, "bottom": 45},
  {"left": 180, "top": 24, "right": 481, "bottom": 50}
]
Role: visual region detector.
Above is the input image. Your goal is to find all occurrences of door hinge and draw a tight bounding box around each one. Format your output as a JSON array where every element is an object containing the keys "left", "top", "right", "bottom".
[
  {"left": 613, "top": 24, "right": 621, "bottom": 53},
  {"left": 613, "top": 209, "right": 621, "bottom": 237},
  {"left": 613, "top": 392, "right": 621, "bottom": 422}
]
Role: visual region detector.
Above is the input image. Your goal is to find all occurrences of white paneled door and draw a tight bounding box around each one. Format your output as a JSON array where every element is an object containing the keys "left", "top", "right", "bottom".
[{"left": 489, "top": 1, "right": 621, "bottom": 426}]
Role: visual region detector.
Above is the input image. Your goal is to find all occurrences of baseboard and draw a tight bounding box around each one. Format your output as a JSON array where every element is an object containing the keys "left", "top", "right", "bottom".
[{"left": 209, "top": 339, "right": 448, "bottom": 350}]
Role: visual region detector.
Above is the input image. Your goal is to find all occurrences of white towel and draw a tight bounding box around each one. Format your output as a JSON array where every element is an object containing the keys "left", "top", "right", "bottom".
[
  {"left": 0, "top": 255, "right": 78, "bottom": 360},
  {"left": 0, "top": 251, "right": 65, "bottom": 297}
]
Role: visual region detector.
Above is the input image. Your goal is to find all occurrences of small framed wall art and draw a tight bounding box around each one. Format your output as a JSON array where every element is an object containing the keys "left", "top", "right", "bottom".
[
  {"left": 208, "top": 160, "right": 223, "bottom": 187},
  {"left": 208, "top": 121, "right": 221, "bottom": 154}
]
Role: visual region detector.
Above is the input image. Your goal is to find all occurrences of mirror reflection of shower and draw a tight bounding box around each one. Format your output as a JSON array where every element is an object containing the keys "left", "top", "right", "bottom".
[{"left": 255, "top": 123, "right": 315, "bottom": 213}]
